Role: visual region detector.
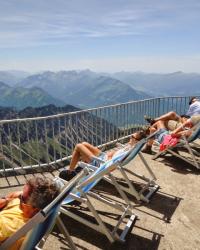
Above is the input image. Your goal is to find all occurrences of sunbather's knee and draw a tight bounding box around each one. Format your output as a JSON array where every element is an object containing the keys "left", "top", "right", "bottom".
[
  {"left": 82, "top": 142, "right": 90, "bottom": 147},
  {"left": 75, "top": 143, "right": 83, "bottom": 151},
  {"left": 168, "top": 111, "right": 179, "bottom": 120}
]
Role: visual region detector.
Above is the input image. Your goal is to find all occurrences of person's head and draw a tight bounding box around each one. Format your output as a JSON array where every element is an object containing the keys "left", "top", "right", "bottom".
[
  {"left": 180, "top": 114, "right": 190, "bottom": 123},
  {"left": 20, "top": 177, "right": 60, "bottom": 218},
  {"left": 130, "top": 129, "right": 147, "bottom": 145},
  {"left": 189, "top": 97, "right": 198, "bottom": 105}
]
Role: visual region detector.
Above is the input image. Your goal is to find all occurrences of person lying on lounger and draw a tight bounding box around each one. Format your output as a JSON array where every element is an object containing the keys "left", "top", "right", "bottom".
[
  {"left": 142, "top": 119, "right": 195, "bottom": 154},
  {"left": 59, "top": 130, "right": 147, "bottom": 181},
  {"left": 0, "top": 177, "right": 60, "bottom": 250},
  {"left": 145, "top": 97, "right": 200, "bottom": 127},
  {"left": 144, "top": 111, "right": 190, "bottom": 130}
]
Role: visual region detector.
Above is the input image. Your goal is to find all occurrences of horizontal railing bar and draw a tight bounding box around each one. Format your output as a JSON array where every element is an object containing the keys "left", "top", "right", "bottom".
[{"left": 0, "top": 96, "right": 195, "bottom": 124}]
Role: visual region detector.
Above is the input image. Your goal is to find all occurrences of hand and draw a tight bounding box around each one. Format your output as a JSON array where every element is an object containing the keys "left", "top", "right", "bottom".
[
  {"left": 171, "top": 133, "right": 179, "bottom": 138},
  {"left": 0, "top": 198, "right": 8, "bottom": 209},
  {"left": 6, "top": 191, "right": 22, "bottom": 199}
]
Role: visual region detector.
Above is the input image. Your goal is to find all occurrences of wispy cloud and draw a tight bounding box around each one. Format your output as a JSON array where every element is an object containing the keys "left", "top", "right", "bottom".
[
  {"left": 0, "top": 0, "right": 200, "bottom": 73},
  {"left": 0, "top": 0, "right": 199, "bottom": 48}
]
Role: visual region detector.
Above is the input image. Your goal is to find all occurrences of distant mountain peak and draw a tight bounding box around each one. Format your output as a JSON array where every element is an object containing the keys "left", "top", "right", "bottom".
[{"left": 17, "top": 70, "right": 150, "bottom": 108}]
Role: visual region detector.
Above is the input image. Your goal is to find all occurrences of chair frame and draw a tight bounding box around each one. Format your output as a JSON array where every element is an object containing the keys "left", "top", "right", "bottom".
[
  {"left": 152, "top": 125, "right": 200, "bottom": 169},
  {"left": 80, "top": 134, "right": 159, "bottom": 203},
  {"left": 114, "top": 150, "right": 159, "bottom": 202},
  {"left": 60, "top": 155, "right": 137, "bottom": 243}
]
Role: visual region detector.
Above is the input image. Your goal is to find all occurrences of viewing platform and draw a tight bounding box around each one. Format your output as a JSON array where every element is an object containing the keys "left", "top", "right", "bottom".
[
  {"left": 0, "top": 96, "right": 199, "bottom": 250},
  {"left": 0, "top": 146, "right": 199, "bottom": 250}
]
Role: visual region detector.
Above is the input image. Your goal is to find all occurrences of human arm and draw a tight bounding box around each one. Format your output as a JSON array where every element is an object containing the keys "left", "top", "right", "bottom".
[
  {"left": 0, "top": 198, "right": 9, "bottom": 209},
  {"left": 129, "top": 134, "right": 140, "bottom": 146},
  {"left": 6, "top": 191, "right": 22, "bottom": 199},
  {"left": 186, "top": 104, "right": 193, "bottom": 116},
  {"left": 171, "top": 119, "right": 193, "bottom": 136},
  {"left": 0, "top": 191, "right": 22, "bottom": 210}
]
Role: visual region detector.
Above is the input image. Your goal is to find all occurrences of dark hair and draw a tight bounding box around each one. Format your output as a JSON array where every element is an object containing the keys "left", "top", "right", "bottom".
[
  {"left": 26, "top": 177, "right": 60, "bottom": 209},
  {"left": 180, "top": 114, "right": 190, "bottom": 119},
  {"left": 189, "top": 96, "right": 196, "bottom": 105},
  {"left": 137, "top": 129, "right": 149, "bottom": 139}
]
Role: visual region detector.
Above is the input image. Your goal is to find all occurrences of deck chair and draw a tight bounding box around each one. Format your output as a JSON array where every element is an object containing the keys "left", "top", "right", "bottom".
[
  {"left": 60, "top": 152, "right": 137, "bottom": 243},
  {"left": 152, "top": 124, "right": 200, "bottom": 169},
  {"left": 0, "top": 175, "right": 82, "bottom": 250},
  {"left": 79, "top": 133, "right": 159, "bottom": 203}
]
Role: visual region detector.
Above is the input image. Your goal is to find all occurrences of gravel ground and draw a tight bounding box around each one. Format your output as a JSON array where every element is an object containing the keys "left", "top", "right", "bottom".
[{"left": 0, "top": 143, "right": 200, "bottom": 250}]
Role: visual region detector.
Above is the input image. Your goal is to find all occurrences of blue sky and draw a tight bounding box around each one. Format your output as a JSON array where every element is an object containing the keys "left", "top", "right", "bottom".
[{"left": 0, "top": 0, "right": 200, "bottom": 73}]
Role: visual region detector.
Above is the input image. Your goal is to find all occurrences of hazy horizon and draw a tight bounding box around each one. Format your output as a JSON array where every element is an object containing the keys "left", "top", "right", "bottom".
[{"left": 1, "top": 69, "right": 200, "bottom": 75}]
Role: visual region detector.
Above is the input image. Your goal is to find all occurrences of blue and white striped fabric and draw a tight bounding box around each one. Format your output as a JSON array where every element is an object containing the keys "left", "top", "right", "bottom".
[{"left": 62, "top": 139, "right": 146, "bottom": 205}]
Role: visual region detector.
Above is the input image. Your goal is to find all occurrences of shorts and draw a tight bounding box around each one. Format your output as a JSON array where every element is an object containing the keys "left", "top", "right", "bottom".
[
  {"left": 155, "top": 128, "right": 170, "bottom": 144},
  {"left": 90, "top": 152, "right": 107, "bottom": 166}
]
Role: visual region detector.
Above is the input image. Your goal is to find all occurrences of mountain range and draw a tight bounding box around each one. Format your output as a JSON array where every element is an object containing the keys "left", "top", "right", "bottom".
[
  {"left": 0, "top": 104, "right": 79, "bottom": 120},
  {"left": 0, "top": 81, "right": 64, "bottom": 109},
  {"left": 0, "top": 70, "right": 29, "bottom": 86},
  {"left": 18, "top": 70, "right": 149, "bottom": 108},
  {"left": 0, "top": 104, "right": 119, "bottom": 172},
  {"left": 110, "top": 71, "right": 200, "bottom": 96},
  {"left": 0, "top": 70, "right": 199, "bottom": 110}
]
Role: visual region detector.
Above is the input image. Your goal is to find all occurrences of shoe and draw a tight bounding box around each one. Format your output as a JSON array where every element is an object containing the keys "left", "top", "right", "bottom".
[
  {"left": 141, "top": 145, "right": 152, "bottom": 154},
  {"left": 59, "top": 169, "right": 77, "bottom": 181},
  {"left": 75, "top": 166, "right": 83, "bottom": 174},
  {"left": 144, "top": 115, "right": 155, "bottom": 125}
]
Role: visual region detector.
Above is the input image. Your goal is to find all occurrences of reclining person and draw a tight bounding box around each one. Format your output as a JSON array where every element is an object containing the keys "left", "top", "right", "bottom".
[
  {"left": 145, "top": 111, "right": 189, "bottom": 129},
  {"left": 0, "top": 177, "right": 60, "bottom": 250},
  {"left": 59, "top": 130, "right": 147, "bottom": 181},
  {"left": 171, "top": 114, "right": 200, "bottom": 134},
  {"left": 142, "top": 119, "right": 195, "bottom": 154},
  {"left": 145, "top": 97, "right": 200, "bottom": 128}
]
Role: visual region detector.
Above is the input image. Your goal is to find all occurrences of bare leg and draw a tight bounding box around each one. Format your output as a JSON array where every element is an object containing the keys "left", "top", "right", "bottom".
[
  {"left": 69, "top": 142, "right": 101, "bottom": 171},
  {"left": 154, "top": 111, "right": 181, "bottom": 122},
  {"left": 81, "top": 142, "right": 101, "bottom": 156}
]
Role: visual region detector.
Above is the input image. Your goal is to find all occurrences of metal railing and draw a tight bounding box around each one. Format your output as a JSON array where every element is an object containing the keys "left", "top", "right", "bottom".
[{"left": 0, "top": 96, "right": 195, "bottom": 175}]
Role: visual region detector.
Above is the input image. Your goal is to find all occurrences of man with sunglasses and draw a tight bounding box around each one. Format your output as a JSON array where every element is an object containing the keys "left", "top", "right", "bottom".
[{"left": 0, "top": 177, "right": 60, "bottom": 249}]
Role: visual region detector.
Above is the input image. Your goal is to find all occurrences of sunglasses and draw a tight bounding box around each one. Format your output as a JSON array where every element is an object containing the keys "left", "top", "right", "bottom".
[{"left": 19, "top": 194, "right": 39, "bottom": 212}]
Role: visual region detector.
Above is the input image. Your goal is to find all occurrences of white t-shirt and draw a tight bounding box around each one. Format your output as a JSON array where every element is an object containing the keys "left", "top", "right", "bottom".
[{"left": 187, "top": 101, "right": 200, "bottom": 116}]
